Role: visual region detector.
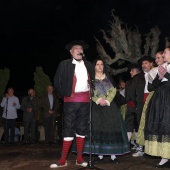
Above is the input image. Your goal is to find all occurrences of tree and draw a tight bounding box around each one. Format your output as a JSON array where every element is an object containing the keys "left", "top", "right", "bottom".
[
  {"left": 0, "top": 68, "right": 10, "bottom": 126},
  {"left": 95, "top": 10, "right": 170, "bottom": 75},
  {"left": 0, "top": 68, "right": 10, "bottom": 98},
  {"left": 34, "top": 66, "right": 52, "bottom": 98},
  {"left": 34, "top": 66, "right": 52, "bottom": 123}
]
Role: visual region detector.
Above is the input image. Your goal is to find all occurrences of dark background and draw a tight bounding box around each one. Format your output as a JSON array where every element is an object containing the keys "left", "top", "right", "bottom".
[{"left": 1, "top": 0, "right": 170, "bottom": 98}]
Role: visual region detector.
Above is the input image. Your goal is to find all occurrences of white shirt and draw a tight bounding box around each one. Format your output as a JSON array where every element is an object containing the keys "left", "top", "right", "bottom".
[
  {"left": 144, "top": 72, "right": 150, "bottom": 93},
  {"left": 161, "top": 62, "right": 169, "bottom": 82},
  {"left": 1, "top": 96, "right": 20, "bottom": 119},
  {"left": 148, "top": 62, "right": 168, "bottom": 83},
  {"left": 72, "top": 59, "right": 89, "bottom": 92},
  {"left": 48, "top": 93, "right": 53, "bottom": 110}
]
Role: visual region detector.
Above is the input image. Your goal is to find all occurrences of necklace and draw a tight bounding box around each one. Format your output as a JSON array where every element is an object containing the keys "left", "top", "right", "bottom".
[{"left": 95, "top": 73, "right": 105, "bottom": 80}]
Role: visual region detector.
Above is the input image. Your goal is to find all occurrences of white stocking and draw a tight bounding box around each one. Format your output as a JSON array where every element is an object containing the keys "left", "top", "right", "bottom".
[
  {"left": 127, "top": 132, "right": 132, "bottom": 141},
  {"left": 159, "top": 158, "right": 169, "bottom": 165},
  {"left": 111, "top": 155, "right": 116, "bottom": 160},
  {"left": 98, "top": 155, "right": 103, "bottom": 159}
]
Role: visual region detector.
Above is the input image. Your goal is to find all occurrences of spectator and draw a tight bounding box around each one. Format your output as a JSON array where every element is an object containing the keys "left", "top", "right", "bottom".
[
  {"left": 0, "top": 88, "right": 20, "bottom": 144},
  {"left": 21, "top": 88, "right": 40, "bottom": 144}
]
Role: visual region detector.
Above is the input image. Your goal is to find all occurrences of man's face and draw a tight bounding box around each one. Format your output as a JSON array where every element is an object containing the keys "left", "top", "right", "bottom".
[
  {"left": 8, "top": 88, "right": 14, "bottom": 96},
  {"left": 163, "top": 48, "right": 170, "bottom": 63},
  {"left": 70, "top": 45, "right": 83, "bottom": 61},
  {"left": 130, "top": 68, "right": 140, "bottom": 78},
  {"left": 28, "top": 89, "right": 35, "bottom": 97},
  {"left": 119, "top": 82, "right": 126, "bottom": 90},
  {"left": 47, "top": 86, "right": 53, "bottom": 93},
  {"left": 142, "top": 61, "right": 152, "bottom": 72}
]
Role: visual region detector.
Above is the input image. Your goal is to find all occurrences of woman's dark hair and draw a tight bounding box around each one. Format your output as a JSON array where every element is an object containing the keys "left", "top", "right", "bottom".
[
  {"left": 93, "top": 57, "right": 108, "bottom": 75},
  {"left": 93, "top": 57, "right": 116, "bottom": 87}
]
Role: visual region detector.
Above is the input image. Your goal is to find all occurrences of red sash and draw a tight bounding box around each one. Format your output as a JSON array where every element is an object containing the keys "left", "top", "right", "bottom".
[
  {"left": 64, "top": 74, "right": 90, "bottom": 102},
  {"left": 143, "top": 93, "right": 149, "bottom": 102},
  {"left": 64, "top": 91, "right": 90, "bottom": 102},
  {"left": 127, "top": 101, "right": 135, "bottom": 108}
]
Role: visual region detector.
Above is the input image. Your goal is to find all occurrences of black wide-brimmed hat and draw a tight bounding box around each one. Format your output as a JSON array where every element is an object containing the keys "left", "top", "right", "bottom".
[
  {"left": 127, "top": 63, "right": 141, "bottom": 71},
  {"left": 66, "top": 40, "right": 89, "bottom": 50},
  {"left": 137, "top": 55, "right": 155, "bottom": 66}
]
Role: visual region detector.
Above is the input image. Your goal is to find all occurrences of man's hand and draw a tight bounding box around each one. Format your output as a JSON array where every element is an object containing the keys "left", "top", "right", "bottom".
[
  {"left": 49, "top": 109, "right": 54, "bottom": 114},
  {"left": 27, "top": 108, "right": 33, "bottom": 113}
]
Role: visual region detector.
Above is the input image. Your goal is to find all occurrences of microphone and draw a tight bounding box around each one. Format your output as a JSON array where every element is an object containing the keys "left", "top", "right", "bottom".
[{"left": 77, "top": 52, "right": 85, "bottom": 57}]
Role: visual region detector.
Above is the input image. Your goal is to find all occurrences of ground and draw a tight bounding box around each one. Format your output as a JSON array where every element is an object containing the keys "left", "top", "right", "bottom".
[{"left": 0, "top": 141, "right": 169, "bottom": 170}]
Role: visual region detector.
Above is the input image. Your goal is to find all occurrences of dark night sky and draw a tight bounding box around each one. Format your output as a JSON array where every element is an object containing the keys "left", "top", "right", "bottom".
[{"left": 1, "top": 0, "right": 170, "bottom": 97}]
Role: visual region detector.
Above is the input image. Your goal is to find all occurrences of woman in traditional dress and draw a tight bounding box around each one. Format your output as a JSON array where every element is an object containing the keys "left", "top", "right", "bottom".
[
  {"left": 81, "top": 58, "right": 130, "bottom": 163},
  {"left": 144, "top": 48, "right": 170, "bottom": 168},
  {"left": 137, "top": 51, "right": 165, "bottom": 146}
]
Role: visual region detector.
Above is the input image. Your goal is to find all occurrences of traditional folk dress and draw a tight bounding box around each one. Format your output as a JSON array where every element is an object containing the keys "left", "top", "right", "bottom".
[
  {"left": 137, "top": 63, "right": 168, "bottom": 146},
  {"left": 80, "top": 76, "right": 130, "bottom": 155},
  {"left": 144, "top": 63, "right": 170, "bottom": 158}
]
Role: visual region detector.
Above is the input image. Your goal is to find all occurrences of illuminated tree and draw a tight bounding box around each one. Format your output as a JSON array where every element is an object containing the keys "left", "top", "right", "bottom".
[{"left": 95, "top": 10, "right": 170, "bottom": 75}]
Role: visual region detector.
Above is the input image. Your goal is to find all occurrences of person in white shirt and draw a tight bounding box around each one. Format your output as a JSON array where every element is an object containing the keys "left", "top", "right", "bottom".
[
  {"left": 0, "top": 88, "right": 20, "bottom": 144},
  {"left": 131, "top": 56, "right": 154, "bottom": 157},
  {"left": 51, "top": 40, "right": 94, "bottom": 168}
]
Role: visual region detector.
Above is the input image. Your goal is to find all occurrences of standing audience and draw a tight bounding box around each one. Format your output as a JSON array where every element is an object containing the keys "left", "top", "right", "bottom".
[
  {"left": 21, "top": 88, "right": 40, "bottom": 144},
  {"left": 41, "top": 85, "right": 59, "bottom": 144},
  {"left": 0, "top": 88, "right": 20, "bottom": 144}
]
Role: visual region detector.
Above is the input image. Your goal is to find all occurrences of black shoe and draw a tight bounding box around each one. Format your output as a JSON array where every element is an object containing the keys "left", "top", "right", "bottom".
[
  {"left": 49, "top": 140, "right": 55, "bottom": 144},
  {"left": 95, "top": 157, "right": 103, "bottom": 164},
  {"left": 155, "top": 161, "right": 170, "bottom": 168},
  {"left": 24, "top": 140, "right": 29, "bottom": 144},
  {"left": 110, "top": 158, "right": 119, "bottom": 164}
]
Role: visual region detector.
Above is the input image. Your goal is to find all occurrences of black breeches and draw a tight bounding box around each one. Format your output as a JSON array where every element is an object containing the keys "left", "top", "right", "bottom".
[
  {"left": 125, "top": 107, "right": 138, "bottom": 132},
  {"left": 63, "top": 102, "right": 90, "bottom": 137}
]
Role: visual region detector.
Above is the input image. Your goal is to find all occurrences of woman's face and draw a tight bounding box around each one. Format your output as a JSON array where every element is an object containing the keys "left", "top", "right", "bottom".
[
  {"left": 155, "top": 53, "right": 164, "bottom": 66},
  {"left": 95, "top": 60, "right": 104, "bottom": 72},
  {"left": 163, "top": 48, "right": 170, "bottom": 63}
]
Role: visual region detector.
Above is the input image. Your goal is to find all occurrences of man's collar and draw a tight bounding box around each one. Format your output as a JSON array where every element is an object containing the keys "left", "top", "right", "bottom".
[{"left": 72, "top": 58, "right": 84, "bottom": 64}]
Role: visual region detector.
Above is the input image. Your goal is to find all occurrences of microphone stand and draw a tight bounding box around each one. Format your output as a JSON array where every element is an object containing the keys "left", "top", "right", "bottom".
[{"left": 78, "top": 80, "right": 103, "bottom": 170}]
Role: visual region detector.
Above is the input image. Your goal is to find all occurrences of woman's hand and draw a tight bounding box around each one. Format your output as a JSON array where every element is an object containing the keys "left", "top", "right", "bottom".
[
  {"left": 98, "top": 98, "right": 107, "bottom": 106},
  {"left": 158, "top": 65, "right": 167, "bottom": 80}
]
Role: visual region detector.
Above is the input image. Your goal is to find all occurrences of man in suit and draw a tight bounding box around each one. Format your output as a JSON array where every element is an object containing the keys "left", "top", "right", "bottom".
[
  {"left": 21, "top": 88, "right": 40, "bottom": 144},
  {"left": 41, "top": 85, "right": 59, "bottom": 144}
]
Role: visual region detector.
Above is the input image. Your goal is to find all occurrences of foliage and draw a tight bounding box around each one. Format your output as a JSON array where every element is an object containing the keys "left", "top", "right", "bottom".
[
  {"left": 0, "top": 68, "right": 10, "bottom": 98},
  {"left": 34, "top": 67, "right": 52, "bottom": 98},
  {"left": 0, "top": 68, "right": 10, "bottom": 126},
  {"left": 34, "top": 66, "right": 52, "bottom": 124}
]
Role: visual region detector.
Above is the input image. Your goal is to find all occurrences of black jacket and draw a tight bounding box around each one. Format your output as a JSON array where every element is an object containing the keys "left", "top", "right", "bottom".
[
  {"left": 54, "top": 59, "right": 94, "bottom": 98},
  {"left": 125, "top": 72, "right": 145, "bottom": 107}
]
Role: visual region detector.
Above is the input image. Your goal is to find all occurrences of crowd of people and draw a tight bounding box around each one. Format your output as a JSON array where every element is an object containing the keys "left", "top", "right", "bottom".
[
  {"left": 1, "top": 40, "right": 170, "bottom": 169},
  {"left": 0, "top": 86, "right": 62, "bottom": 145}
]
